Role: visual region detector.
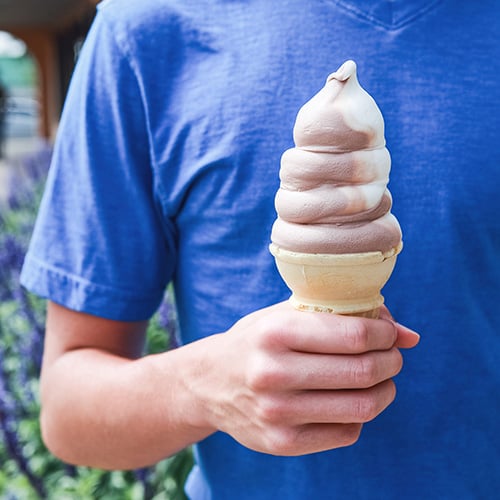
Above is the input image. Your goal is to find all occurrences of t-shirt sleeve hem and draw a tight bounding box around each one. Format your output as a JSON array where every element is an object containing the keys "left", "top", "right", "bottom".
[{"left": 20, "top": 253, "right": 164, "bottom": 322}]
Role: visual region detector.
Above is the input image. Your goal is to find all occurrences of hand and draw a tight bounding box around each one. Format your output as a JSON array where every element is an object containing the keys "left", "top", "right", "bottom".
[{"left": 188, "top": 301, "right": 419, "bottom": 456}]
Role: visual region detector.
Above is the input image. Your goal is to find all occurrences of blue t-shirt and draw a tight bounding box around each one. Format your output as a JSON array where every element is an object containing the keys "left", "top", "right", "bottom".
[{"left": 21, "top": 1, "right": 500, "bottom": 498}]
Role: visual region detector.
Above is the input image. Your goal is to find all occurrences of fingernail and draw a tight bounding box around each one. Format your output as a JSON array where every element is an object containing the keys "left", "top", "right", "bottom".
[{"left": 396, "top": 322, "right": 421, "bottom": 339}]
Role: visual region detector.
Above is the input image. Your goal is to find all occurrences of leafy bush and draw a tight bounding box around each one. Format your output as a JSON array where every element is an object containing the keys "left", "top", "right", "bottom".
[{"left": 0, "top": 145, "right": 193, "bottom": 499}]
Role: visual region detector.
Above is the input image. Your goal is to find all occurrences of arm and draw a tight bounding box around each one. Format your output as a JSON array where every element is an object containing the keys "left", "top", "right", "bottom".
[
  {"left": 41, "top": 301, "right": 215, "bottom": 469},
  {"left": 41, "top": 300, "right": 419, "bottom": 469}
]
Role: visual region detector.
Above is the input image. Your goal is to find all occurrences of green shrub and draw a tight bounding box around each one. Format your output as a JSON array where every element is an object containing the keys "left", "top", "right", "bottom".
[{"left": 0, "top": 146, "right": 193, "bottom": 499}]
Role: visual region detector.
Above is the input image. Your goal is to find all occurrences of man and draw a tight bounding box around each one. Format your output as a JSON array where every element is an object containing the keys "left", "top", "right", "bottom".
[{"left": 21, "top": 1, "right": 500, "bottom": 498}]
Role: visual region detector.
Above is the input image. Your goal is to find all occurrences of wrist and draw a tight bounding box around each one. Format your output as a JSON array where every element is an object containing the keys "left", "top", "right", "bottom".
[{"left": 145, "top": 340, "right": 218, "bottom": 441}]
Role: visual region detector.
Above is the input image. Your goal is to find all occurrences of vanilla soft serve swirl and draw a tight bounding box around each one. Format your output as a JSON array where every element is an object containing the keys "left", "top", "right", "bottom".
[{"left": 271, "top": 60, "right": 402, "bottom": 254}]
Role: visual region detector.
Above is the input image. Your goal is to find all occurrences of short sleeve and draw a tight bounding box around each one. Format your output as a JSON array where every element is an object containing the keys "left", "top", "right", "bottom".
[{"left": 20, "top": 11, "right": 176, "bottom": 321}]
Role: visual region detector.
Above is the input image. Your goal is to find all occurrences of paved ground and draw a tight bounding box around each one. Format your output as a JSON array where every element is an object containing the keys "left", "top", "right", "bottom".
[{"left": 3, "top": 134, "right": 41, "bottom": 158}]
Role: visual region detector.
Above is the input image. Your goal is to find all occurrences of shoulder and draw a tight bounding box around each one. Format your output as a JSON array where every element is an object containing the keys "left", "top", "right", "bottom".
[
  {"left": 92, "top": 0, "right": 234, "bottom": 76},
  {"left": 96, "top": 0, "right": 221, "bottom": 45},
  {"left": 98, "top": 0, "right": 179, "bottom": 29}
]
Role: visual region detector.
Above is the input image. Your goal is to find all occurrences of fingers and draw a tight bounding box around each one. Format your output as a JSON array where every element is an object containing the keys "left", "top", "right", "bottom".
[
  {"left": 263, "top": 303, "right": 399, "bottom": 354},
  {"left": 260, "top": 423, "right": 363, "bottom": 456},
  {"left": 297, "top": 379, "right": 396, "bottom": 424},
  {"left": 251, "top": 348, "right": 403, "bottom": 391},
  {"left": 378, "top": 306, "right": 420, "bottom": 349},
  {"left": 262, "top": 302, "right": 420, "bottom": 355},
  {"left": 250, "top": 380, "right": 395, "bottom": 456},
  {"left": 393, "top": 322, "right": 420, "bottom": 348},
  {"left": 256, "top": 380, "right": 396, "bottom": 427}
]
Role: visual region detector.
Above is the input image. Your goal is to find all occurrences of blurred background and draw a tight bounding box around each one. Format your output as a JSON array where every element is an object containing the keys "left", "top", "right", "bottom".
[
  {"left": 0, "top": 2, "right": 192, "bottom": 498},
  {"left": 0, "top": 0, "right": 97, "bottom": 157}
]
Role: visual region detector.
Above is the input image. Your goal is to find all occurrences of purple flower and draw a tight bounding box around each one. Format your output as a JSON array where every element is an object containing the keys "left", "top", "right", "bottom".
[
  {"left": 0, "top": 145, "right": 51, "bottom": 497},
  {"left": 157, "top": 293, "right": 180, "bottom": 348}
]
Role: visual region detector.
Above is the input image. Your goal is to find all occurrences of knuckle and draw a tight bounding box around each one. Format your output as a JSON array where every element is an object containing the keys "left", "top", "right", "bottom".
[
  {"left": 255, "top": 396, "right": 289, "bottom": 425},
  {"left": 392, "top": 348, "right": 404, "bottom": 375},
  {"left": 338, "top": 317, "right": 369, "bottom": 353},
  {"left": 246, "top": 356, "right": 286, "bottom": 392},
  {"left": 252, "top": 317, "right": 275, "bottom": 349},
  {"left": 264, "top": 426, "right": 299, "bottom": 456},
  {"left": 386, "top": 379, "right": 397, "bottom": 403},
  {"left": 345, "top": 319, "right": 370, "bottom": 352},
  {"left": 352, "top": 354, "right": 379, "bottom": 387},
  {"left": 340, "top": 423, "right": 363, "bottom": 447},
  {"left": 255, "top": 312, "right": 293, "bottom": 349},
  {"left": 353, "top": 393, "right": 380, "bottom": 422}
]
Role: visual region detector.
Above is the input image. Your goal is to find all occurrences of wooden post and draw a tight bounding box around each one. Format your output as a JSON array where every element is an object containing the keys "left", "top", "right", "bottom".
[{"left": 8, "top": 28, "right": 60, "bottom": 140}]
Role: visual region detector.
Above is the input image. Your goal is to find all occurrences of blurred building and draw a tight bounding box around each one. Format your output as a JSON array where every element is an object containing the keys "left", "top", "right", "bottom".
[{"left": 0, "top": 0, "right": 99, "bottom": 139}]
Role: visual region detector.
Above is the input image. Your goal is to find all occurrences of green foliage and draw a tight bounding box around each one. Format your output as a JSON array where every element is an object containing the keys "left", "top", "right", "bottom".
[
  {"left": 0, "top": 148, "right": 193, "bottom": 499},
  {"left": 0, "top": 54, "right": 37, "bottom": 88}
]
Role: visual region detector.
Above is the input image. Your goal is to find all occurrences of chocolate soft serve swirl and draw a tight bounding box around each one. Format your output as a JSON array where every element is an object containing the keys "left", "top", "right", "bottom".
[{"left": 271, "top": 60, "right": 402, "bottom": 255}]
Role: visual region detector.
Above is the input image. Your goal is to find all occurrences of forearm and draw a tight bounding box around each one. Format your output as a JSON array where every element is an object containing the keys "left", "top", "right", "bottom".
[{"left": 40, "top": 344, "right": 215, "bottom": 470}]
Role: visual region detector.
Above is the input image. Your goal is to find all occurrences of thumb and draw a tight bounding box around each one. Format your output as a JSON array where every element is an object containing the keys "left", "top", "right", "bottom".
[
  {"left": 379, "top": 306, "right": 420, "bottom": 349},
  {"left": 394, "top": 322, "right": 420, "bottom": 349}
]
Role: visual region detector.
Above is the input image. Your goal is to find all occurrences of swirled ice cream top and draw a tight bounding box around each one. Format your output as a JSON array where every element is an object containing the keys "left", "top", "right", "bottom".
[{"left": 271, "top": 60, "right": 402, "bottom": 254}]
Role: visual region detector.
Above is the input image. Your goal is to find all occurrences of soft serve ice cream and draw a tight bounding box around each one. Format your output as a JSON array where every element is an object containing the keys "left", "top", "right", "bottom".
[
  {"left": 271, "top": 60, "right": 401, "bottom": 255},
  {"left": 269, "top": 60, "right": 402, "bottom": 317}
]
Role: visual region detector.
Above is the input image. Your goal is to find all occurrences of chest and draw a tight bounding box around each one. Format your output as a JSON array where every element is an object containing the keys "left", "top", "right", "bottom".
[{"left": 145, "top": 3, "right": 500, "bottom": 247}]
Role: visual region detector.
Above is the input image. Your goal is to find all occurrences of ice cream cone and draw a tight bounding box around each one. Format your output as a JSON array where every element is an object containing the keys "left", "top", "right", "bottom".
[
  {"left": 269, "top": 242, "right": 402, "bottom": 318},
  {"left": 270, "top": 61, "right": 403, "bottom": 318}
]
